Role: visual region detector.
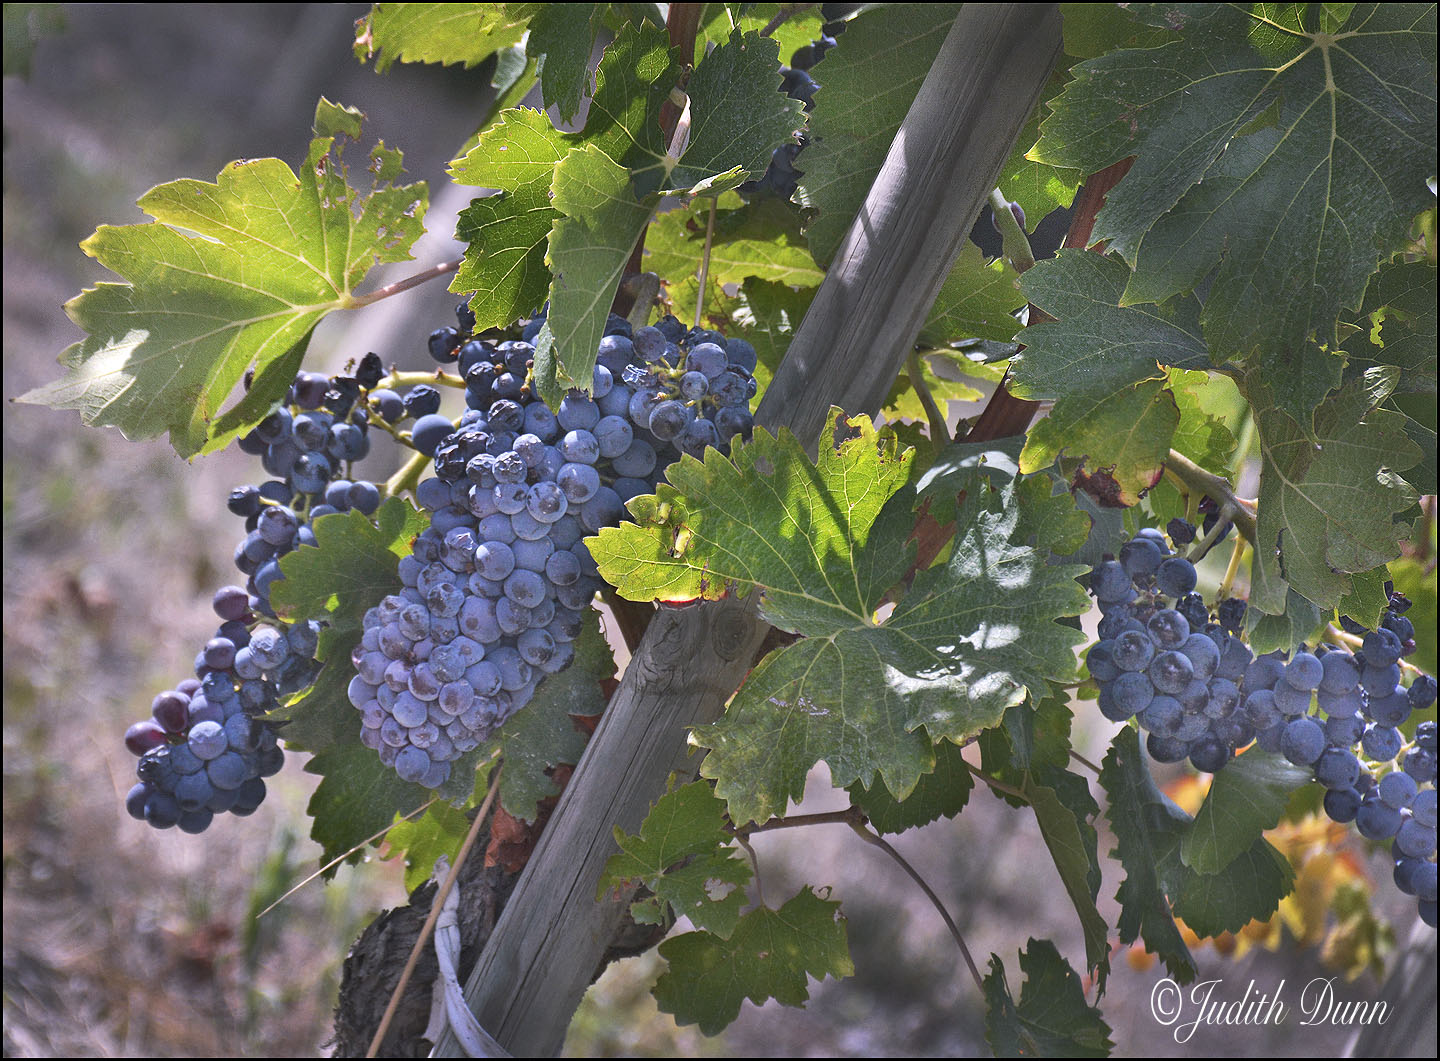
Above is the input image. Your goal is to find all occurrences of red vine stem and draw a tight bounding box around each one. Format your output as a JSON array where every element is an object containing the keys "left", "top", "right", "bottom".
[
  {"left": 963, "top": 158, "right": 1135, "bottom": 445},
  {"left": 612, "top": 3, "right": 704, "bottom": 316},
  {"left": 349, "top": 259, "right": 461, "bottom": 308}
]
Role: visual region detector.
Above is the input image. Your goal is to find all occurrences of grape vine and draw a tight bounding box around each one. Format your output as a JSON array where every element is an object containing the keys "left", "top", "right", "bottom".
[{"left": 13, "top": 2, "right": 1436, "bottom": 1057}]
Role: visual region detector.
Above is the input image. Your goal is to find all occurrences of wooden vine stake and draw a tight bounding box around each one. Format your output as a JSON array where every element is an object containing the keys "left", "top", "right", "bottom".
[{"left": 434, "top": 7, "right": 1063, "bottom": 1055}]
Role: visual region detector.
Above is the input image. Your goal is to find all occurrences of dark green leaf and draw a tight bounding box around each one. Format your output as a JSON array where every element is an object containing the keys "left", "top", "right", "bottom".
[
  {"left": 1099, "top": 728, "right": 1197, "bottom": 983},
  {"left": 600, "top": 781, "right": 752, "bottom": 938},
  {"left": 1101, "top": 728, "right": 1294, "bottom": 947},
  {"left": 984, "top": 939, "right": 1114, "bottom": 1058},
  {"left": 917, "top": 242, "right": 1027, "bottom": 347},
  {"left": 1034, "top": 4, "right": 1437, "bottom": 364},
  {"left": 654, "top": 886, "right": 852, "bottom": 1035},
  {"left": 527, "top": 3, "right": 603, "bottom": 123},
  {"left": 848, "top": 737, "right": 974, "bottom": 834},
  {"left": 1245, "top": 367, "right": 1421, "bottom": 615},
  {"left": 1012, "top": 251, "right": 1209, "bottom": 399},
  {"left": 1182, "top": 749, "right": 1311, "bottom": 874},
  {"left": 668, "top": 30, "right": 806, "bottom": 193},
  {"left": 304, "top": 742, "right": 434, "bottom": 875}
]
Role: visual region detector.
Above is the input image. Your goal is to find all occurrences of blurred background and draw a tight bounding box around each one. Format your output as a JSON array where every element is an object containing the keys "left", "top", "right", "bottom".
[{"left": 3, "top": 5, "right": 1433, "bottom": 1057}]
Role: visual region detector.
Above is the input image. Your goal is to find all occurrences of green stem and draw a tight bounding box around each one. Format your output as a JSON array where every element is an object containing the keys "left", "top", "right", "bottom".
[
  {"left": 1230, "top": 408, "right": 1257, "bottom": 485},
  {"left": 907, "top": 349, "right": 950, "bottom": 452},
  {"left": 988, "top": 188, "right": 1036, "bottom": 273},
  {"left": 377, "top": 369, "right": 466, "bottom": 390},
  {"left": 1185, "top": 503, "right": 1234, "bottom": 562},
  {"left": 348, "top": 259, "right": 460, "bottom": 309},
  {"left": 1217, "top": 533, "right": 1247, "bottom": 599},
  {"left": 384, "top": 448, "right": 431, "bottom": 500},
  {"left": 694, "top": 195, "right": 717, "bottom": 330},
  {"left": 964, "top": 761, "right": 1028, "bottom": 803},
  {"left": 732, "top": 808, "right": 862, "bottom": 837},
  {"left": 1164, "top": 450, "right": 1257, "bottom": 545}
]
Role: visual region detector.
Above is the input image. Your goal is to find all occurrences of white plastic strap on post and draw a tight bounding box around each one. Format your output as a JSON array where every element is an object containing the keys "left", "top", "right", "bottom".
[{"left": 424, "top": 857, "right": 511, "bottom": 1059}]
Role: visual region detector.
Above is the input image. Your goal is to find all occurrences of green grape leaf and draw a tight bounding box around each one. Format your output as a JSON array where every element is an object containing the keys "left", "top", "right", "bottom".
[
  {"left": 1011, "top": 251, "right": 1209, "bottom": 400},
  {"left": 592, "top": 410, "right": 1090, "bottom": 823},
  {"left": 1345, "top": 261, "right": 1438, "bottom": 493},
  {"left": 535, "top": 144, "right": 655, "bottom": 406},
  {"left": 1181, "top": 749, "right": 1312, "bottom": 875},
  {"left": 1168, "top": 836, "right": 1294, "bottom": 939},
  {"left": 1338, "top": 564, "right": 1392, "bottom": 634},
  {"left": 883, "top": 352, "right": 983, "bottom": 428},
  {"left": 913, "top": 436, "right": 1024, "bottom": 529},
  {"left": 697, "top": 3, "right": 825, "bottom": 68},
  {"left": 980, "top": 699, "right": 1109, "bottom": 987},
  {"left": 1166, "top": 369, "right": 1238, "bottom": 477},
  {"left": 1391, "top": 557, "right": 1438, "bottom": 676},
  {"left": 847, "top": 736, "right": 974, "bottom": 834},
  {"left": 1244, "top": 587, "right": 1327, "bottom": 656},
  {"left": 1019, "top": 377, "right": 1178, "bottom": 505},
  {"left": 984, "top": 939, "right": 1114, "bottom": 1059},
  {"left": 577, "top": 20, "right": 680, "bottom": 183},
  {"left": 1351, "top": 262, "right": 1439, "bottom": 394},
  {"left": 384, "top": 767, "right": 492, "bottom": 892},
  {"left": 1024, "top": 772, "right": 1110, "bottom": 991},
  {"left": 644, "top": 195, "right": 824, "bottom": 293},
  {"left": 487, "top": 610, "right": 610, "bottom": 822},
  {"left": 1057, "top": 1, "right": 1175, "bottom": 60},
  {"left": 450, "top": 109, "right": 568, "bottom": 330},
  {"left": 795, "top": 4, "right": 962, "bottom": 264},
  {"left": 667, "top": 30, "right": 806, "bottom": 194},
  {"left": 1245, "top": 367, "right": 1421, "bottom": 615},
  {"left": 981, "top": 695, "right": 1075, "bottom": 779},
  {"left": 600, "top": 781, "right": 752, "bottom": 939},
  {"left": 268, "top": 499, "right": 427, "bottom": 749},
  {"left": 1033, "top": 4, "right": 1437, "bottom": 364},
  {"left": 654, "top": 886, "right": 852, "bottom": 1036},
  {"left": 527, "top": 2, "right": 603, "bottom": 123},
  {"left": 355, "top": 3, "right": 529, "bottom": 72},
  {"left": 729, "top": 278, "right": 817, "bottom": 394},
  {"left": 917, "top": 242, "right": 1028, "bottom": 347},
  {"left": 304, "top": 742, "right": 434, "bottom": 876},
  {"left": 1099, "top": 727, "right": 1197, "bottom": 983},
  {"left": 1102, "top": 728, "right": 1294, "bottom": 946},
  {"left": 18, "top": 100, "right": 428, "bottom": 457},
  {"left": 995, "top": 87, "right": 1083, "bottom": 226}
]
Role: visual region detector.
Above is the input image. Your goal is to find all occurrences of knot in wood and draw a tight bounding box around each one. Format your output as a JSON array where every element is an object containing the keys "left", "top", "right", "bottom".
[{"left": 711, "top": 601, "right": 753, "bottom": 661}]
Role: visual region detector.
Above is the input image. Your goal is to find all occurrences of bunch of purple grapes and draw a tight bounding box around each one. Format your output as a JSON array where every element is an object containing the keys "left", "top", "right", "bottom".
[
  {"left": 124, "top": 362, "right": 387, "bottom": 831},
  {"left": 1086, "top": 527, "right": 1437, "bottom": 927},
  {"left": 345, "top": 306, "right": 762, "bottom": 788},
  {"left": 122, "top": 588, "right": 308, "bottom": 832}
]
